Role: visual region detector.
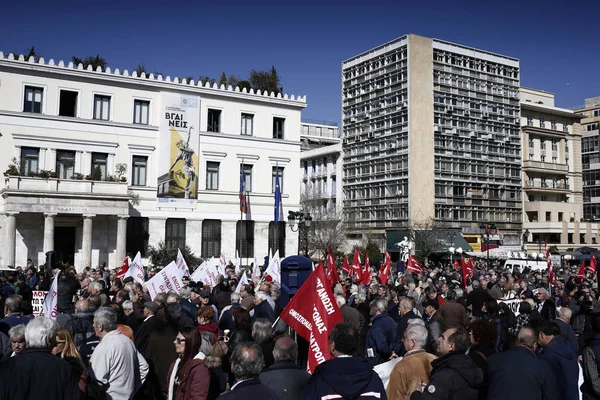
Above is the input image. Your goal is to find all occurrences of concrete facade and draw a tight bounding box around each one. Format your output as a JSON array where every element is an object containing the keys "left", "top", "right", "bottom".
[
  {"left": 0, "top": 52, "right": 305, "bottom": 270},
  {"left": 576, "top": 97, "right": 600, "bottom": 221}
]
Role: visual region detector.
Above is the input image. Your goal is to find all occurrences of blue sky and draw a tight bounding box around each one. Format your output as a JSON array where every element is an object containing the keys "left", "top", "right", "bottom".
[{"left": 1, "top": 0, "right": 598, "bottom": 124}]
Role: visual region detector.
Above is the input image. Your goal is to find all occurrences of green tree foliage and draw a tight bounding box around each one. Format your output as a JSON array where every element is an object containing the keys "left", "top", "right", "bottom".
[
  {"left": 72, "top": 54, "right": 108, "bottom": 70},
  {"left": 219, "top": 72, "right": 227, "bottom": 86},
  {"left": 237, "top": 80, "right": 251, "bottom": 91},
  {"left": 198, "top": 75, "right": 216, "bottom": 86},
  {"left": 147, "top": 241, "right": 202, "bottom": 269},
  {"left": 249, "top": 66, "right": 282, "bottom": 95},
  {"left": 134, "top": 64, "right": 148, "bottom": 76}
]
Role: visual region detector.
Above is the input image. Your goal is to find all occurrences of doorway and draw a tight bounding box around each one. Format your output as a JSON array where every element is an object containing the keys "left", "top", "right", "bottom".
[{"left": 54, "top": 227, "right": 76, "bottom": 267}]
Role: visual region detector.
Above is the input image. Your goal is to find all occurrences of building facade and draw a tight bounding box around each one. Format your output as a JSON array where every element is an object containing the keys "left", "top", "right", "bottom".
[
  {"left": 577, "top": 97, "right": 600, "bottom": 221},
  {"left": 0, "top": 52, "right": 305, "bottom": 270},
  {"left": 520, "top": 88, "right": 591, "bottom": 250},
  {"left": 342, "top": 34, "right": 522, "bottom": 247}
]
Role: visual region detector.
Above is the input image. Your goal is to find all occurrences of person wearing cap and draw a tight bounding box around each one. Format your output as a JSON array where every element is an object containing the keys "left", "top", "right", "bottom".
[
  {"left": 135, "top": 301, "right": 162, "bottom": 355},
  {"left": 199, "top": 290, "right": 219, "bottom": 323}
]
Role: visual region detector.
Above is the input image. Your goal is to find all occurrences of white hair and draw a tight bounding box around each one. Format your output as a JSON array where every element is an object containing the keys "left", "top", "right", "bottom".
[
  {"left": 8, "top": 324, "right": 25, "bottom": 340},
  {"left": 256, "top": 291, "right": 268, "bottom": 301},
  {"left": 231, "top": 292, "right": 241, "bottom": 303},
  {"left": 180, "top": 287, "right": 192, "bottom": 300},
  {"left": 90, "top": 281, "right": 103, "bottom": 292},
  {"left": 559, "top": 307, "right": 572, "bottom": 319},
  {"left": 335, "top": 295, "right": 346, "bottom": 307},
  {"left": 122, "top": 300, "right": 134, "bottom": 311},
  {"left": 405, "top": 323, "right": 428, "bottom": 348},
  {"left": 25, "top": 317, "right": 58, "bottom": 348}
]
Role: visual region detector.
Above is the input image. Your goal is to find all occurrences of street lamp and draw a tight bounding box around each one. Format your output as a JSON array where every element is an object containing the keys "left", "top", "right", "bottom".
[
  {"left": 288, "top": 210, "right": 312, "bottom": 256},
  {"left": 479, "top": 223, "right": 496, "bottom": 264}
]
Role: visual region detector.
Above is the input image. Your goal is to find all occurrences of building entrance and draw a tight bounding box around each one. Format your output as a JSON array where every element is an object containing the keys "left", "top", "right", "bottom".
[{"left": 54, "top": 227, "right": 76, "bottom": 267}]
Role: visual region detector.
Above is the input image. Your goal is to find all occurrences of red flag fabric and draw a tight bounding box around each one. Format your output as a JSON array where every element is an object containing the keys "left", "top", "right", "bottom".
[
  {"left": 545, "top": 249, "right": 556, "bottom": 286},
  {"left": 379, "top": 252, "right": 391, "bottom": 284},
  {"left": 467, "top": 257, "right": 475, "bottom": 276},
  {"left": 115, "top": 257, "right": 129, "bottom": 279},
  {"left": 589, "top": 255, "right": 597, "bottom": 275},
  {"left": 361, "top": 254, "right": 371, "bottom": 285},
  {"left": 453, "top": 259, "right": 461, "bottom": 272},
  {"left": 352, "top": 249, "right": 363, "bottom": 283},
  {"left": 461, "top": 254, "right": 469, "bottom": 289},
  {"left": 327, "top": 246, "right": 339, "bottom": 286},
  {"left": 342, "top": 255, "right": 351, "bottom": 275},
  {"left": 279, "top": 262, "right": 343, "bottom": 373},
  {"left": 577, "top": 259, "right": 586, "bottom": 284},
  {"left": 406, "top": 256, "right": 424, "bottom": 275}
]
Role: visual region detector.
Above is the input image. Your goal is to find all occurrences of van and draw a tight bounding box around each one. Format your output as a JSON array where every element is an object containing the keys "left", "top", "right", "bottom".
[{"left": 503, "top": 259, "right": 547, "bottom": 274}]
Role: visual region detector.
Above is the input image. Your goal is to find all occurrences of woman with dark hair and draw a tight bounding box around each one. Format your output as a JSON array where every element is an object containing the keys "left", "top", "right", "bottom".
[
  {"left": 482, "top": 299, "right": 503, "bottom": 352},
  {"left": 197, "top": 306, "right": 221, "bottom": 339},
  {"left": 166, "top": 327, "right": 210, "bottom": 400},
  {"left": 252, "top": 319, "right": 275, "bottom": 369},
  {"left": 468, "top": 320, "right": 498, "bottom": 400},
  {"left": 228, "top": 307, "right": 253, "bottom": 353}
]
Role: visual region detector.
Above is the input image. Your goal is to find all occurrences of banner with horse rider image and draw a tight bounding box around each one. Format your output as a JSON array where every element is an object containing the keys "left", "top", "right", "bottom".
[{"left": 157, "top": 93, "right": 200, "bottom": 209}]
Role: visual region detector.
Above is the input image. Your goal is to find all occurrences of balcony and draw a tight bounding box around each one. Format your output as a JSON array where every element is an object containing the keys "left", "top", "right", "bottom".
[
  {"left": 4, "top": 176, "right": 129, "bottom": 195},
  {"left": 522, "top": 160, "right": 568, "bottom": 174},
  {"left": 525, "top": 181, "right": 570, "bottom": 192}
]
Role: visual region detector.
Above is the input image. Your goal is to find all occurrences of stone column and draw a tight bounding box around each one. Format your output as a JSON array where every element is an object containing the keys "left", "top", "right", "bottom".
[
  {"left": 82, "top": 214, "right": 95, "bottom": 269},
  {"left": 43, "top": 213, "right": 57, "bottom": 253},
  {"left": 115, "top": 215, "right": 128, "bottom": 263},
  {"left": 574, "top": 221, "right": 581, "bottom": 244},
  {"left": 561, "top": 220, "right": 568, "bottom": 244},
  {"left": 586, "top": 222, "right": 592, "bottom": 245},
  {"left": 5, "top": 212, "right": 18, "bottom": 267}
]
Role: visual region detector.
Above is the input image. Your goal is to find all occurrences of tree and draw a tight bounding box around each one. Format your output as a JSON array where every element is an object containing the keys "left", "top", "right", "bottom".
[
  {"left": 227, "top": 74, "right": 240, "bottom": 88},
  {"left": 249, "top": 66, "right": 282, "bottom": 95},
  {"left": 146, "top": 241, "right": 202, "bottom": 268},
  {"left": 198, "top": 75, "right": 216, "bottom": 86},
  {"left": 300, "top": 184, "right": 347, "bottom": 259},
  {"left": 134, "top": 64, "right": 148, "bottom": 76},
  {"left": 219, "top": 72, "right": 227, "bottom": 86},
  {"left": 72, "top": 54, "right": 107, "bottom": 70},
  {"left": 10, "top": 46, "right": 38, "bottom": 61},
  {"left": 407, "top": 218, "right": 453, "bottom": 262},
  {"left": 237, "top": 80, "right": 251, "bottom": 91}
]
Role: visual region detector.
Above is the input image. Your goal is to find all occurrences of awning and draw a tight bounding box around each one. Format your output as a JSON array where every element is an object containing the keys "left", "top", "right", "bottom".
[{"left": 386, "top": 229, "right": 473, "bottom": 254}]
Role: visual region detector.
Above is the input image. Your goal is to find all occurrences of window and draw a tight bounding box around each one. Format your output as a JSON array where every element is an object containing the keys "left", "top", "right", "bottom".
[
  {"left": 546, "top": 212, "right": 551, "bottom": 222},
  {"left": 56, "top": 150, "right": 75, "bottom": 179},
  {"left": 268, "top": 221, "right": 286, "bottom": 257},
  {"left": 236, "top": 220, "right": 254, "bottom": 258},
  {"left": 132, "top": 156, "right": 148, "bottom": 186},
  {"left": 59, "top": 90, "right": 78, "bottom": 117},
  {"left": 241, "top": 113, "right": 254, "bottom": 135},
  {"left": 201, "top": 220, "right": 221, "bottom": 258},
  {"left": 316, "top": 127, "right": 322, "bottom": 136},
  {"left": 165, "top": 218, "right": 186, "bottom": 249},
  {"left": 273, "top": 117, "right": 285, "bottom": 139},
  {"left": 91, "top": 153, "right": 108, "bottom": 179},
  {"left": 127, "top": 217, "right": 149, "bottom": 257},
  {"left": 241, "top": 164, "right": 253, "bottom": 192},
  {"left": 133, "top": 100, "right": 149, "bottom": 125},
  {"left": 206, "top": 161, "right": 219, "bottom": 190},
  {"left": 594, "top": 110, "right": 600, "bottom": 117},
  {"left": 272, "top": 166, "right": 284, "bottom": 193},
  {"left": 94, "top": 95, "right": 111, "bottom": 120},
  {"left": 20, "top": 147, "right": 39, "bottom": 175},
  {"left": 23, "top": 86, "right": 43, "bottom": 113},
  {"left": 302, "top": 125, "right": 309, "bottom": 135},
  {"left": 558, "top": 212, "right": 563, "bottom": 222},
  {"left": 207, "top": 109, "right": 221, "bottom": 133}
]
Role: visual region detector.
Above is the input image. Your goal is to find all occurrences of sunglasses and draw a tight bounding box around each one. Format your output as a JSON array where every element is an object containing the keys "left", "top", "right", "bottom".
[{"left": 175, "top": 337, "right": 186, "bottom": 344}]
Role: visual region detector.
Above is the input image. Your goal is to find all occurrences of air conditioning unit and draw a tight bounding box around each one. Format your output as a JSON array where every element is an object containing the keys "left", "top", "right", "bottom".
[{"left": 482, "top": 112, "right": 489, "bottom": 119}]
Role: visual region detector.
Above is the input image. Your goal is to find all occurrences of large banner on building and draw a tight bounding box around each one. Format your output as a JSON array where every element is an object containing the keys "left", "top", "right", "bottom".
[{"left": 157, "top": 93, "right": 200, "bottom": 209}]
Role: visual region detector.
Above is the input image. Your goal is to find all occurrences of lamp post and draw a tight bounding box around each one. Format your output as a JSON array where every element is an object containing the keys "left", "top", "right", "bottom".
[
  {"left": 287, "top": 210, "right": 312, "bottom": 256},
  {"left": 479, "top": 223, "right": 496, "bottom": 264}
]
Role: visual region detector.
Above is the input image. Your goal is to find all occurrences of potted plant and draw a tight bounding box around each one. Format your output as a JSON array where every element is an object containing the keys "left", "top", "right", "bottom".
[
  {"left": 85, "top": 175, "right": 91, "bottom": 180},
  {"left": 120, "top": 176, "right": 127, "bottom": 183},
  {"left": 72, "top": 173, "right": 84, "bottom": 180},
  {"left": 4, "top": 157, "right": 21, "bottom": 176}
]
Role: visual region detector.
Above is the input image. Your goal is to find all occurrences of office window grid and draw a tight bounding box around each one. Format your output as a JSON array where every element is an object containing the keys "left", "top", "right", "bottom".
[
  {"left": 165, "top": 218, "right": 186, "bottom": 249},
  {"left": 236, "top": 220, "right": 255, "bottom": 258},
  {"left": 268, "top": 222, "right": 286, "bottom": 257},
  {"left": 201, "top": 220, "right": 221, "bottom": 258}
]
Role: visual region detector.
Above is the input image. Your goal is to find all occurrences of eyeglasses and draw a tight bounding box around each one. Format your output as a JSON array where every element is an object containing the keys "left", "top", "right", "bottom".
[{"left": 175, "top": 337, "right": 186, "bottom": 344}]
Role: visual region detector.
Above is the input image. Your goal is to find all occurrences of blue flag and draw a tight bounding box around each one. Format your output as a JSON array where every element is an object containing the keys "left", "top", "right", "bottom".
[{"left": 274, "top": 167, "right": 281, "bottom": 225}]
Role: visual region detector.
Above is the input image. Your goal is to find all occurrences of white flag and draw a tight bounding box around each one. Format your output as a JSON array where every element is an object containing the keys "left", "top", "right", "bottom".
[
  {"left": 234, "top": 250, "right": 241, "bottom": 275},
  {"left": 176, "top": 249, "right": 190, "bottom": 277},
  {"left": 265, "top": 250, "right": 281, "bottom": 283},
  {"left": 191, "top": 259, "right": 209, "bottom": 282},
  {"left": 42, "top": 270, "right": 60, "bottom": 320},
  {"left": 191, "top": 258, "right": 220, "bottom": 288},
  {"left": 235, "top": 272, "right": 249, "bottom": 293},
  {"left": 253, "top": 254, "right": 262, "bottom": 279},
  {"left": 218, "top": 252, "right": 227, "bottom": 277},
  {"left": 125, "top": 251, "right": 145, "bottom": 284},
  {"left": 145, "top": 261, "right": 185, "bottom": 300}
]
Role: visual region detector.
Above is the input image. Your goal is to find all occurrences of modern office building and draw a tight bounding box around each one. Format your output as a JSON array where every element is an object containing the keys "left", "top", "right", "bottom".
[
  {"left": 577, "top": 97, "right": 600, "bottom": 222},
  {"left": 0, "top": 52, "right": 306, "bottom": 270},
  {"left": 342, "top": 34, "right": 522, "bottom": 250},
  {"left": 520, "top": 88, "right": 590, "bottom": 250}
]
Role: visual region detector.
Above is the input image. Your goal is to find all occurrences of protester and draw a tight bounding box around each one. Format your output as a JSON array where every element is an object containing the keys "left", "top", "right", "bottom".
[
  {"left": 136, "top": 301, "right": 162, "bottom": 355},
  {"left": 0, "top": 294, "right": 32, "bottom": 335},
  {"left": 252, "top": 318, "right": 275, "bottom": 369},
  {"left": 166, "top": 327, "right": 210, "bottom": 400},
  {"left": 536, "top": 288, "right": 557, "bottom": 320},
  {"left": 52, "top": 328, "right": 89, "bottom": 399},
  {"left": 260, "top": 335, "right": 311, "bottom": 400},
  {"left": 582, "top": 313, "right": 600, "bottom": 400},
  {"left": 366, "top": 298, "right": 398, "bottom": 365},
  {"left": 197, "top": 306, "right": 222, "bottom": 338},
  {"left": 438, "top": 289, "right": 468, "bottom": 329},
  {"left": 254, "top": 291, "right": 276, "bottom": 323},
  {"left": 555, "top": 306, "right": 578, "bottom": 356},
  {"left": 467, "top": 320, "right": 498, "bottom": 400},
  {"left": 8, "top": 324, "right": 25, "bottom": 357}
]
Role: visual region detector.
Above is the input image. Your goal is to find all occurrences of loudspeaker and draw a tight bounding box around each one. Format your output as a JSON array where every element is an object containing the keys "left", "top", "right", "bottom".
[
  {"left": 280, "top": 255, "right": 313, "bottom": 308},
  {"left": 45, "top": 251, "right": 56, "bottom": 271}
]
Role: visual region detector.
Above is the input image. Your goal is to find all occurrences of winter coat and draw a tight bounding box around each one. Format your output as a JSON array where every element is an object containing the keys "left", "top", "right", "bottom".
[
  {"left": 0, "top": 313, "right": 32, "bottom": 336},
  {"left": 260, "top": 359, "right": 311, "bottom": 400},
  {"left": 340, "top": 304, "right": 365, "bottom": 332},
  {"left": 555, "top": 318, "right": 578, "bottom": 356},
  {"left": 0, "top": 347, "right": 79, "bottom": 399},
  {"left": 539, "top": 336, "right": 580, "bottom": 400},
  {"left": 302, "top": 356, "right": 387, "bottom": 400},
  {"left": 438, "top": 301, "right": 468, "bottom": 329},
  {"left": 468, "top": 342, "right": 497, "bottom": 400},
  {"left": 487, "top": 345, "right": 559, "bottom": 400},
  {"left": 167, "top": 353, "right": 211, "bottom": 400},
  {"left": 197, "top": 321, "right": 222, "bottom": 339},
  {"left": 254, "top": 300, "right": 276, "bottom": 323},
  {"left": 410, "top": 351, "right": 483, "bottom": 400},
  {"left": 387, "top": 350, "right": 437, "bottom": 400},
  {"left": 217, "top": 379, "right": 278, "bottom": 400},
  {"left": 395, "top": 311, "right": 421, "bottom": 354},
  {"left": 63, "top": 312, "right": 95, "bottom": 347},
  {"left": 145, "top": 321, "right": 179, "bottom": 393},
  {"left": 367, "top": 313, "right": 398, "bottom": 365}
]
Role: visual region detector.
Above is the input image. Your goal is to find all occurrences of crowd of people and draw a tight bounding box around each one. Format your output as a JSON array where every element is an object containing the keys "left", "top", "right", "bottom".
[{"left": 0, "top": 255, "right": 597, "bottom": 400}]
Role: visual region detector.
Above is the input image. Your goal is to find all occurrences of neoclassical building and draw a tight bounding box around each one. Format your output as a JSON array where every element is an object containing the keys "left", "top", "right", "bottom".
[{"left": 0, "top": 52, "right": 305, "bottom": 270}]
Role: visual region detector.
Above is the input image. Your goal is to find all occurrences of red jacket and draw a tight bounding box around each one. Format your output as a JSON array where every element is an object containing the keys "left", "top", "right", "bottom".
[{"left": 167, "top": 355, "right": 210, "bottom": 400}]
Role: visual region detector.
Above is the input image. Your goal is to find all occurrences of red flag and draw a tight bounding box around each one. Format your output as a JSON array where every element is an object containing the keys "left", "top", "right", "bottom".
[
  {"left": 467, "top": 257, "right": 475, "bottom": 276},
  {"left": 342, "top": 255, "right": 351, "bottom": 275},
  {"left": 406, "top": 256, "right": 424, "bottom": 275},
  {"left": 327, "top": 246, "right": 339, "bottom": 285},
  {"left": 361, "top": 254, "right": 371, "bottom": 285},
  {"left": 546, "top": 249, "right": 556, "bottom": 286},
  {"left": 279, "top": 262, "right": 343, "bottom": 373},
  {"left": 461, "top": 254, "right": 469, "bottom": 289},
  {"left": 352, "top": 249, "right": 363, "bottom": 283},
  {"left": 116, "top": 257, "right": 129, "bottom": 279},
  {"left": 577, "top": 259, "right": 586, "bottom": 284},
  {"left": 379, "top": 252, "right": 391, "bottom": 284},
  {"left": 453, "top": 259, "right": 461, "bottom": 271},
  {"left": 589, "top": 255, "right": 597, "bottom": 275}
]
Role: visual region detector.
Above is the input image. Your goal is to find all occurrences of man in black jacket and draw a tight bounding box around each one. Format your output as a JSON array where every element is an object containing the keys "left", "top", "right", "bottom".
[
  {"left": 466, "top": 280, "right": 490, "bottom": 319},
  {"left": 411, "top": 327, "right": 482, "bottom": 400},
  {"left": 260, "top": 335, "right": 310, "bottom": 400},
  {"left": 302, "top": 322, "right": 387, "bottom": 400},
  {"left": 487, "top": 327, "right": 559, "bottom": 400}
]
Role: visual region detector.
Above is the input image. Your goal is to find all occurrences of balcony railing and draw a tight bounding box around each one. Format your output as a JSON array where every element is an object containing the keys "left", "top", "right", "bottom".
[
  {"left": 525, "top": 181, "right": 569, "bottom": 190},
  {"left": 3, "top": 176, "right": 129, "bottom": 196},
  {"left": 522, "top": 160, "right": 568, "bottom": 173}
]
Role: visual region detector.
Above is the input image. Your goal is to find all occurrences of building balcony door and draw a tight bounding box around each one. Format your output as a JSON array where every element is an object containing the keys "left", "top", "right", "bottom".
[{"left": 54, "top": 227, "right": 76, "bottom": 267}]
